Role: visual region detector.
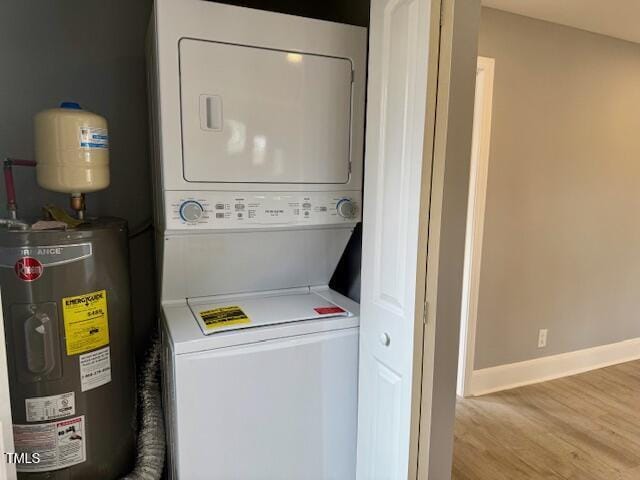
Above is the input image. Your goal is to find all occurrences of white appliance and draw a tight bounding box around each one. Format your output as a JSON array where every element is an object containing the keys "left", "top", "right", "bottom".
[{"left": 147, "top": 0, "right": 367, "bottom": 478}]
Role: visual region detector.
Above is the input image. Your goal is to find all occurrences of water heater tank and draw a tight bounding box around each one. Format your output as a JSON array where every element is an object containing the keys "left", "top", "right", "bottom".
[
  {"left": 0, "top": 219, "right": 136, "bottom": 478},
  {"left": 34, "top": 102, "right": 110, "bottom": 194}
]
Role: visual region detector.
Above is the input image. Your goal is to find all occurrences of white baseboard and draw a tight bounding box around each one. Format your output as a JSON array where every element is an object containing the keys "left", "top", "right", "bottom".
[{"left": 468, "top": 337, "right": 640, "bottom": 396}]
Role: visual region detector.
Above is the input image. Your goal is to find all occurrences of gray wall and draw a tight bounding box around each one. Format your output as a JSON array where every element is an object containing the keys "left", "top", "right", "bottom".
[
  {"left": 475, "top": 8, "right": 640, "bottom": 369},
  {"left": 0, "top": 0, "right": 152, "bottom": 223},
  {"left": 0, "top": 0, "right": 156, "bottom": 360}
]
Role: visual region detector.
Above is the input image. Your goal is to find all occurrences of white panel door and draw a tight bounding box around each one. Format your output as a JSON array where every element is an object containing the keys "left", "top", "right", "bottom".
[
  {"left": 0, "top": 422, "right": 6, "bottom": 480},
  {"left": 0, "top": 290, "right": 16, "bottom": 480},
  {"left": 357, "top": 0, "right": 434, "bottom": 478}
]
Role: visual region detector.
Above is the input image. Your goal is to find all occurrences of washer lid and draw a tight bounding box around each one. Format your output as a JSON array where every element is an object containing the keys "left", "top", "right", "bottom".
[{"left": 188, "top": 290, "right": 352, "bottom": 336}]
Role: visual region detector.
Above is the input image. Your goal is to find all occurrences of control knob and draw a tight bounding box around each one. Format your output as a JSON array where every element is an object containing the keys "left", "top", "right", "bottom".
[
  {"left": 180, "top": 201, "right": 204, "bottom": 222},
  {"left": 336, "top": 198, "right": 357, "bottom": 219}
]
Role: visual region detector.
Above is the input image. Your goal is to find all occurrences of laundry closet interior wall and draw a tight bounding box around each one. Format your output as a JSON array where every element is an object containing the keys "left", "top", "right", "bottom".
[
  {"left": 0, "top": 0, "right": 369, "bottom": 359},
  {"left": 0, "top": 0, "right": 155, "bottom": 360}
]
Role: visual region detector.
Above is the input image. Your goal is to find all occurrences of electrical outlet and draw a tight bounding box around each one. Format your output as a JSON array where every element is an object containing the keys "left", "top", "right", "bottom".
[{"left": 538, "top": 329, "right": 548, "bottom": 348}]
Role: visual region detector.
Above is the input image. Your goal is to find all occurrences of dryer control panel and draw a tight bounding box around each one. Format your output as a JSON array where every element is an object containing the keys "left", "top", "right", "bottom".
[{"left": 165, "top": 191, "right": 361, "bottom": 229}]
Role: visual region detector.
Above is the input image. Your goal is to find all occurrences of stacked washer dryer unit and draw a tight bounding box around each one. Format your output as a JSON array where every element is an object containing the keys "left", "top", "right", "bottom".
[{"left": 147, "top": 1, "right": 366, "bottom": 479}]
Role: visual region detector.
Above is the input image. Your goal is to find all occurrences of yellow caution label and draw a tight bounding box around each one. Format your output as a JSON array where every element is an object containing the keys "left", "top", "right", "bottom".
[
  {"left": 199, "top": 306, "right": 250, "bottom": 330},
  {"left": 62, "top": 290, "right": 109, "bottom": 355}
]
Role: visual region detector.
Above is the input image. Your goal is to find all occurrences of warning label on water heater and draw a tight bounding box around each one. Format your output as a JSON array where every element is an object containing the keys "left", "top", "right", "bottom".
[
  {"left": 13, "top": 416, "right": 86, "bottom": 472},
  {"left": 62, "top": 290, "right": 110, "bottom": 355},
  {"left": 25, "top": 392, "right": 75, "bottom": 422},
  {"left": 79, "top": 346, "right": 111, "bottom": 392}
]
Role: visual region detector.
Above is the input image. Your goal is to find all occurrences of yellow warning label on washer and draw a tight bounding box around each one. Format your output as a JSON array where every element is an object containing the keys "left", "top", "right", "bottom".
[
  {"left": 199, "top": 306, "right": 250, "bottom": 330},
  {"left": 62, "top": 290, "right": 109, "bottom": 355}
]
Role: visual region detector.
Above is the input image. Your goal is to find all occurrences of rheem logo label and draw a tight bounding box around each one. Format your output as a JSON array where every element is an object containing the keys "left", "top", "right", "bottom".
[{"left": 15, "top": 257, "right": 44, "bottom": 281}]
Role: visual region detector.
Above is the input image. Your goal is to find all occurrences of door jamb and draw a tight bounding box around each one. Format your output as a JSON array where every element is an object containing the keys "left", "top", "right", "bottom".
[
  {"left": 457, "top": 56, "right": 495, "bottom": 398},
  {"left": 416, "top": 0, "right": 482, "bottom": 477},
  {"left": 411, "top": 0, "right": 444, "bottom": 477}
]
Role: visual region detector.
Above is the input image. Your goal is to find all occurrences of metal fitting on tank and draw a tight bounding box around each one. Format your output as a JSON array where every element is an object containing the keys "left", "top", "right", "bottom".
[
  {"left": 0, "top": 218, "right": 29, "bottom": 230},
  {"left": 70, "top": 193, "right": 86, "bottom": 220}
]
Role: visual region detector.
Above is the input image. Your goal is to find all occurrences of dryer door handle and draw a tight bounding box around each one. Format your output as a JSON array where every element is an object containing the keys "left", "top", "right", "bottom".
[{"left": 200, "top": 94, "right": 223, "bottom": 131}]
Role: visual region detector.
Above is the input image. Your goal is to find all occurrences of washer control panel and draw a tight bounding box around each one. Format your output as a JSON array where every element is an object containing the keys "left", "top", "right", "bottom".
[{"left": 166, "top": 191, "right": 361, "bottom": 229}]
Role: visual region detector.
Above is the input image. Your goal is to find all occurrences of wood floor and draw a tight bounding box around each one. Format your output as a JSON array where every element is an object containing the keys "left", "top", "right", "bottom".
[{"left": 452, "top": 360, "right": 640, "bottom": 480}]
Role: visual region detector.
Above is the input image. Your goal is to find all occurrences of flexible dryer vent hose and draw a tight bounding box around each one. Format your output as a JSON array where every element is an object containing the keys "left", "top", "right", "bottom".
[{"left": 122, "top": 332, "right": 165, "bottom": 480}]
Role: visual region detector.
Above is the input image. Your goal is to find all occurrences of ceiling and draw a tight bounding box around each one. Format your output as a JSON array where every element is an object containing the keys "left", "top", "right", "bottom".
[{"left": 481, "top": 0, "right": 640, "bottom": 44}]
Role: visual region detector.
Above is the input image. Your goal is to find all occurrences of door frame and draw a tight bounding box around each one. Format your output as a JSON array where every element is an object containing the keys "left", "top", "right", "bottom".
[
  {"left": 457, "top": 56, "right": 495, "bottom": 398},
  {"left": 417, "top": 0, "right": 482, "bottom": 477}
]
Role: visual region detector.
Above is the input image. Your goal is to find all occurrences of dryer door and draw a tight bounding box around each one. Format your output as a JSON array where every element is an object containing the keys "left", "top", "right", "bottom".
[{"left": 179, "top": 39, "right": 354, "bottom": 184}]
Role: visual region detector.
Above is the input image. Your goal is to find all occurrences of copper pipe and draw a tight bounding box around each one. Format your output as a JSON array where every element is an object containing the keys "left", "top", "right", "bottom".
[{"left": 3, "top": 158, "right": 37, "bottom": 220}]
